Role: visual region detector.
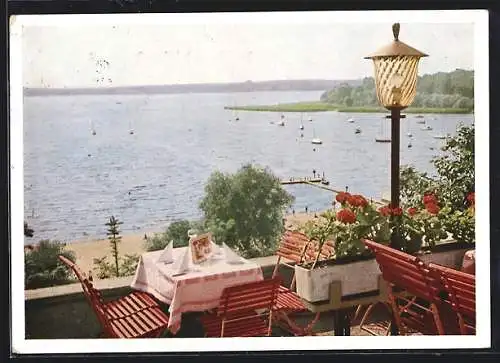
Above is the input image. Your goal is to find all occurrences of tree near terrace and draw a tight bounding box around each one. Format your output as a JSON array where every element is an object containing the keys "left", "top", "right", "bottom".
[{"left": 200, "top": 164, "right": 295, "bottom": 258}]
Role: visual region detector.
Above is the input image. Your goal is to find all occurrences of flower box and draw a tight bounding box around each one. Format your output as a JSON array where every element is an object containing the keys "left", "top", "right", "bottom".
[
  {"left": 294, "top": 240, "right": 473, "bottom": 303},
  {"left": 419, "top": 240, "right": 473, "bottom": 270},
  {"left": 294, "top": 255, "right": 379, "bottom": 303}
]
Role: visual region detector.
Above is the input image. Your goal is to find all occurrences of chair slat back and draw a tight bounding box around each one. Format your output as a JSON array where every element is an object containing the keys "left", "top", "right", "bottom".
[
  {"left": 218, "top": 277, "right": 282, "bottom": 317},
  {"left": 363, "top": 239, "right": 434, "bottom": 301},
  {"left": 276, "top": 230, "right": 310, "bottom": 263},
  {"left": 428, "top": 263, "right": 476, "bottom": 323},
  {"left": 58, "top": 255, "right": 108, "bottom": 326}
]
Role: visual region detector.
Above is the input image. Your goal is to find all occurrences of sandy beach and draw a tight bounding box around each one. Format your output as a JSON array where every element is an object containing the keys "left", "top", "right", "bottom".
[{"left": 63, "top": 212, "right": 318, "bottom": 274}]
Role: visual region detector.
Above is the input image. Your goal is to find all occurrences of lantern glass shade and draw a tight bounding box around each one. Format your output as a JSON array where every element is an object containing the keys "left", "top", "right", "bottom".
[{"left": 371, "top": 55, "right": 422, "bottom": 109}]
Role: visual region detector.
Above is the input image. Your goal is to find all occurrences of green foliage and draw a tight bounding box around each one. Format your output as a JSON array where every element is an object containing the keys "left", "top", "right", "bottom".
[
  {"left": 25, "top": 240, "right": 76, "bottom": 289},
  {"left": 400, "top": 167, "right": 438, "bottom": 208},
  {"left": 144, "top": 219, "right": 204, "bottom": 251},
  {"left": 92, "top": 253, "right": 139, "bottom": 279},
  {"left": 106, "top": 216, "right": 123, "bottom": 277},
  {"left": 93, "top": 216, "right": 140, "bottom": 279},
  {"left": 400, "top": 124, "right": 475, "bottom": 244},
  {"left": 320, "top": 69, "right": 474, "bottom": 110},
  {"left": 200, "top": 164, "right": 295, "bottom": 258},
  {"left": 432, "top": 124, "right": 475, "bottom": 211}
]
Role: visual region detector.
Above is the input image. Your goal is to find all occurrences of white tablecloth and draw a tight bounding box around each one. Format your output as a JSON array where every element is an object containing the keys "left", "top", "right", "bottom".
[{"left": 130, "top": 246, "right": 263, "bottom": 334}]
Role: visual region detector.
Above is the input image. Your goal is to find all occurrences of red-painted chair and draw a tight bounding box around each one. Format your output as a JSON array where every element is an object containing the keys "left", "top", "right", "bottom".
[
  {"left": 271, "top": 230, "right": 332, "bottom": 336},
  {"left": 428, "top": 263, "right": 476, "bottom": 335},
  {"left": 363, "top": 240, "right": 445, "bottom": 335},
  {"left": 200, "top": 277, "right": 282, "bottom": 337},
  {"left": 59, "top": 255, "right": 169, "bottom": 338}
]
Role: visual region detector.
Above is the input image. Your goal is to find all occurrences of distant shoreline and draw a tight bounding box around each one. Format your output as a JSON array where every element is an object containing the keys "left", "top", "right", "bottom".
[
  {"left": 225, "top": 102, "right": 473, "bottom": 114},
  {"left": 22, "top": 79, "right": 356, "bottom": 97}
]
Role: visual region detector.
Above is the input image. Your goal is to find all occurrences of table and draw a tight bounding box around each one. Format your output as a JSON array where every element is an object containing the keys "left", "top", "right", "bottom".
[
  {"left": 299, "top": 275, "right": 400, "bottom": 336},
  {"left": 130, "top": 247, "right": 263, "bottom": 334}
]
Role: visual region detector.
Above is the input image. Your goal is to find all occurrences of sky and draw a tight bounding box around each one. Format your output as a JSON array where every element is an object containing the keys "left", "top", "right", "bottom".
[{"left": 20, "top": 13, "right": 475, "bottom": 88}]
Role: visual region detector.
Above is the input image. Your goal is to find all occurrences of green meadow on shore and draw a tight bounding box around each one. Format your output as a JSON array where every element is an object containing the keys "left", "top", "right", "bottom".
[{"left": 225, "top": 102, "right": 472, "bottom": 114}]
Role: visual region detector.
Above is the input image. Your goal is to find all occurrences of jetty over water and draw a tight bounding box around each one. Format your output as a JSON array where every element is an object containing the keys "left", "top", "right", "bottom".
[
  {"left": 281, "top": 176, "right": 385, "bottom": 206},
  {"left": 281, "top": 177, "right": 324, "bottom": 185}
]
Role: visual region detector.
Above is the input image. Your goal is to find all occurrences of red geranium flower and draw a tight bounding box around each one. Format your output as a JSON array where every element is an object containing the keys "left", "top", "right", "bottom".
[
  {"left": 347, "top": 194, "right": 368, "bottom": 208},
  {"left": 336, "top": 192, "right": 351, "bottom": 204},
  {"left": 336, "top": 209, "right": 357, "bottom": 224},
  {"left": 378, "top": 206, "right": 391, "bottom": 217},
  {"left": 467, "top": 192, "right": 475, "bottom": 205},
  {"left": 391, "top": 207, "right": 403, "bottom": 216},
  {"left": 407, "top": 207, "right": 417, "bottom": 216},
  {"left": 423, "top": 194, "right": 438, "bottom": 205},
  {"left": 426, "top": 203, "right": 440, "bottom": 215}
]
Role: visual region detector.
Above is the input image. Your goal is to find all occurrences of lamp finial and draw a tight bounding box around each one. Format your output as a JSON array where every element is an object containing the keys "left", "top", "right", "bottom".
[{"left": 392, "top": 23, "right": 400, "bottom": 41}]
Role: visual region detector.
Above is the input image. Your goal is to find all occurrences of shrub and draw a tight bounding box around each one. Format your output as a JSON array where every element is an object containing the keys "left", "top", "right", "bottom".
[
  {"left": 200, "top": 164, "right": 294, "bottom": 258},
  {"left": 24, "top": 240, "right": 76, "bottom": 289},
  {"left": 93, "top": 216, "right": 139, "bottom": 279},
  {"left": 144, "top": 219, "right": 204, "bottom": 252}
]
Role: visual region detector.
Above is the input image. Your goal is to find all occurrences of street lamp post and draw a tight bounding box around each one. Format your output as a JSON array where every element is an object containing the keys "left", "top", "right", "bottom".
[{"left": 365, "top": 23, "right": 428, "bottom": 212}]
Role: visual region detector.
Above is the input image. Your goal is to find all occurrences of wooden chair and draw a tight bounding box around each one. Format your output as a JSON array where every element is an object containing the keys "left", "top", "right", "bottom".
[
  {"left": 200, "top": 277, "right": 282, "bottom": 337},
  {"left": 59, "top": 255, "right": 170, "bottom": 338},
  {"left": 271, "top": 230, "right": 332, "bottom": 336},
  {"left": 363, "top": 240, "right": 446, "bottom": 335},
  {"left": 428, "top": 263, "right": 476, "bottom": 335}
]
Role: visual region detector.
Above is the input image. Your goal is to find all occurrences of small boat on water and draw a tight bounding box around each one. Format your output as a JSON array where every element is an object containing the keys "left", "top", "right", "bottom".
[
  {"left": 311, "top": 138, "right": 323, "bottom": 145},
  {"left": 308, "top": 116, "right": 313, "bottom": 122},
  {"left": 408, "top": 142, "right": 412, "bottom": 148},
  {"left": 89, "top": 119, "right": 96, "bottom": 136},
  {"left": 321, "top": 179, "right": 330, "bottom": 185},
  {"left": 375, "top": 137, "right": 391, "bottom": 143},
  {"left": 416, "top": 119, "right": 426, "bottom": 124},
  {"left": 433, "top": 133, "right": 450, "bottom": 139},
  {"left": 407, "top": 132, "right": 413, "bottom": 137},
  {"left": 421, "top": 125, "right": 433, "bottom": 131},
  {"left": 348, "top": 118, "right": 355, "bottom": 123},
  {"left": 278, "top": 114, "right": 285, "bottom": 126},
  {"left": 355, "top": 127, "right": 361, "bottom": 134},
  {"left": 415, "top": 115, "right": 424, "bottom": 118}
]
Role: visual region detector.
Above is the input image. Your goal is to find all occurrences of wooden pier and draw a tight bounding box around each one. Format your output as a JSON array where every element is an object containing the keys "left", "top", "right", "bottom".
[
  {"left": 281, "top": 177, "right": 324, "bottom": 185},
  {"left": 281, "top": 177, "right": 385, "bottom": 206}
]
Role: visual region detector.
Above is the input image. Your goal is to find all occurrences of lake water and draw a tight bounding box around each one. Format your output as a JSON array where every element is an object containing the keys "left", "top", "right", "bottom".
[{"left": 23, "top": 90, "right": 473, "bottom": 243}]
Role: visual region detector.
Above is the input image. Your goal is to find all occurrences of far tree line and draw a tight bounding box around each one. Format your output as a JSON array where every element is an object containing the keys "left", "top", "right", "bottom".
[{"left": 320, "top": 68, "right": 474, "bottom": 110}]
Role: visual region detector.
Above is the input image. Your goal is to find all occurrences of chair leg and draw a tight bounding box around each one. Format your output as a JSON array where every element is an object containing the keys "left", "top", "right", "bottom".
[
  {"left": 353, "top": 304, "right": 364, "bottom": 322},
  {"left": 359, "top": 302, "right": 392, "bottom": 336},
  {"left": 274, "top": 310, "right": 320, "bottom": 336}
]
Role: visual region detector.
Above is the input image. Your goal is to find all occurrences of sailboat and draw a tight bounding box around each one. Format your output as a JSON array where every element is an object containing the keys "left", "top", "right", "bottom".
[
  {"left": 277, "top": 114, "right": 285, "bottom": 126},
  {"left": 299, "top": 113, "right": 304, "bottom": 130},
  {"left": 89, "top": 119, "right": 96, "bottom": 136},
  {"left": 432, "top": 118, "right": 447, "bottom": 139},
  {"left": 407, "top": 119, "right": 413, "bottom": 137},
  {"left": 128, "top": 120, "right": 134, "bottom": 135},
  {"left": 311, "top": 126, "right": 322, "bottom": 144},
  {"left": 308, "top": 115, "right": 313, "bottom": 122},
  {"left": 375, "top": 118, "right": 390, "bottom": 142}
]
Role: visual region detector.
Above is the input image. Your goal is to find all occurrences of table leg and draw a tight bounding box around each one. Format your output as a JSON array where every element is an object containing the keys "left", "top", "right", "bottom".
[
  {"left": 333, "top": 309, "right": 351, "bottom": 336},
  {"left": 342, "top": 309, "right": 351, "bottom": 336}
]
